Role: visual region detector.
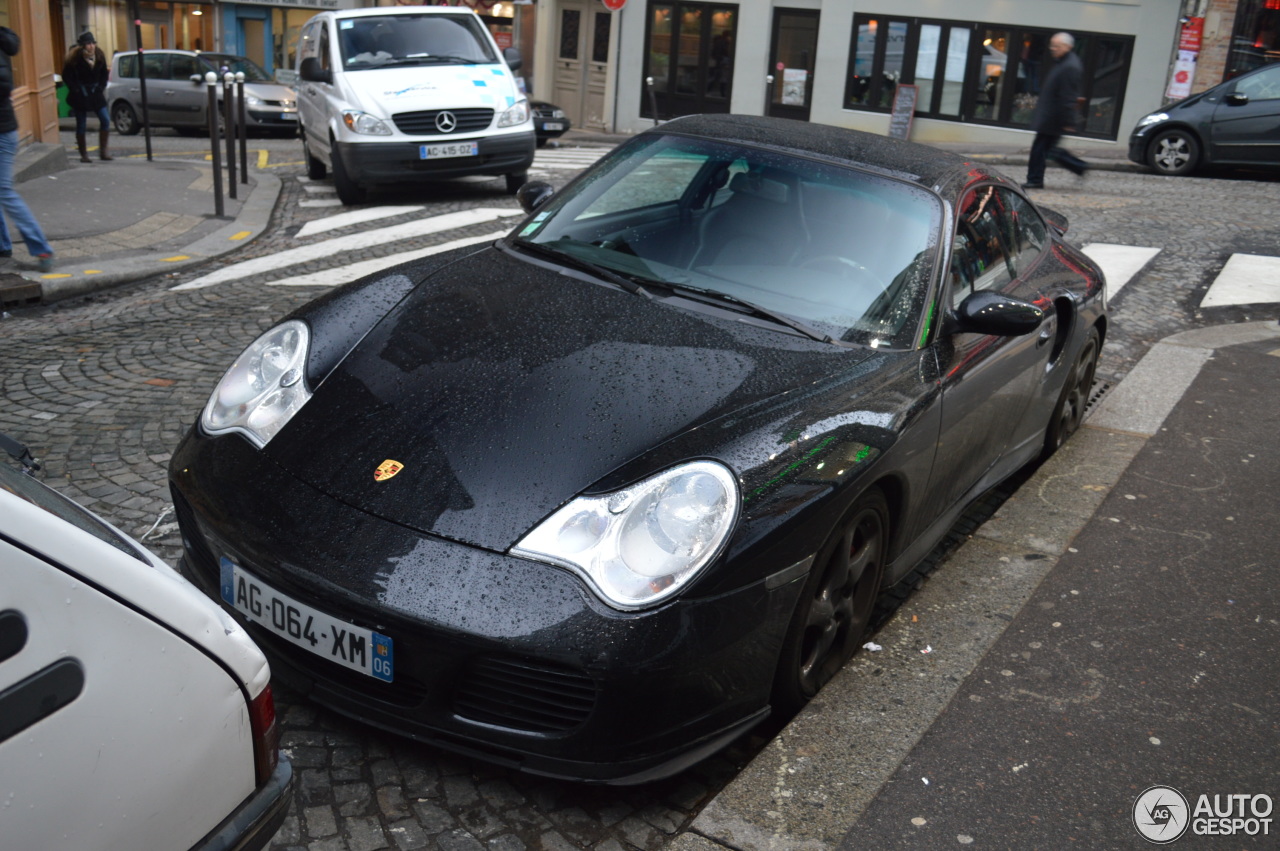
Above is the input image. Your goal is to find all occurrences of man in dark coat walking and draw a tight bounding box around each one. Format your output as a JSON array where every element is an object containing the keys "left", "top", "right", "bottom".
[
  {"left": 62, "top": 31, "right": 113, "bottom": 163},
  {"left": 1023, "top": 32, "right": 1088, "bottom": 189}
]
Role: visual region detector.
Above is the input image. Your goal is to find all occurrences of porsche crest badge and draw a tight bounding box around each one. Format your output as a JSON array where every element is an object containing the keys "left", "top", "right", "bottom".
[{"left": 374, "top": 459, "right": 404, "bottom": 481}]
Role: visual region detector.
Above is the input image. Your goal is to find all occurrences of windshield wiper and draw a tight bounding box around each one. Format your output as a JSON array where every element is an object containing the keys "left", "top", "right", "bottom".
[
  {"left": 655, "top": 282, "right": 834, "bottom": 344},
  {"left": 507, "top": 238, "right": 651, "bottom": 297}
]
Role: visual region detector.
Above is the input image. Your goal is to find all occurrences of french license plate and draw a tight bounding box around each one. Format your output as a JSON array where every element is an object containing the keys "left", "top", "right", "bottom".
[
  {"left": 281, "top": 112, "right": 297, "bottom": 121},
  {"left": 420, "top": 141, "right": 479, "bottom": 160},
  {"left": 542, "top": 121, "right": 565, "bottom": 131},
  {"left": 220, "top": 557, "right": 393, "bottom": 682}
]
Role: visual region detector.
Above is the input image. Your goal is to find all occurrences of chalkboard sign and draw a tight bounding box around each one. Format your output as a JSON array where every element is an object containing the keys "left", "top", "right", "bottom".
[{"left": 887, "top": 84, "right": 919, "bottom": 140}]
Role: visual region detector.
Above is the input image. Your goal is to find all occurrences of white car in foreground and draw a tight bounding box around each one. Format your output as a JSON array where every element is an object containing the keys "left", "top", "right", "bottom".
[{"left": 0, "top": 434, "right": 293, "bottom": 850}]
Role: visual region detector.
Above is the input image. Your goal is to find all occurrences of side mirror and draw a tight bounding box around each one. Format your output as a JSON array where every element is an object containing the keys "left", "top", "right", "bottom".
[
  {"left": 516, "top": 180, "right": 555, "bottom": 214},
  {"left": 948, "top": 291, "right": 1044, "bottom": 337},
  {"left": 1225, "top": 92, "right": 1249, "bottom": 106},
  {"left": 503, "top": 47, "right": 523, "bottom": 73},
  {"left": 189, "top": 74, "right": 203, "bottom": 85},
  {"left": 299, "top": 56, "right": 332, "bottom": 85}
]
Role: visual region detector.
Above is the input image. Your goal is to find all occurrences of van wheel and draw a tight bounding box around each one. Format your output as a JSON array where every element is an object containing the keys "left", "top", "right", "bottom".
[
  {"left": 303, "top": 134, "right": 326, "bottom": 180},
  {"left": 112, "top": 103, "right": 140, "bottom": 136},
  {"left": 505, "top": 171, "right": 528, "bottom": 194},
  {"left": 330, "top": 142, "right": 367, "bottom": 205}
]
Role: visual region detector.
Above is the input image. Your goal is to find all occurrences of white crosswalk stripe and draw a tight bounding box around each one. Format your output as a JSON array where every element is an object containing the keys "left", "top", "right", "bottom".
[
  {"left": 268, "top": 232, "right": 507, "bottom": 288},
  {"left": 295, "top": 206, "right": 424, "bottom": 239},
  {"left": 1080, "top": 244, "right": 1161, "bottom": 298},
  {"left": 532, "top": 147, "right": 609, "bottom": 170},
  {"left": 172, "top": 207, "right": 521, "bottom": 290},
  {"left": 1201, "top": 254, "right": 1280, "bottom": 307}
]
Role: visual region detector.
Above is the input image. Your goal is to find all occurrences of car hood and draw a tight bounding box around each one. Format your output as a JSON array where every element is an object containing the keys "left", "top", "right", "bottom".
[
  {"left": 245, "top": 81, "right": 296, "bottom": 101},
  {"left": 266, "top": 247, "right": 873, "bottom": 551},
  {"left": 343, "top": 64, "right": 520, "bottom": 117}
]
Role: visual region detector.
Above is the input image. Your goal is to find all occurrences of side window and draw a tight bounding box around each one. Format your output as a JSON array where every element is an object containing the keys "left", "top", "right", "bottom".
[
  {"left": 169, "top": 54, "right": 198, "bottom": 81},
  {"left": 298, "top": 22, "right": 317, "bottom": 63},
  {"left": 999, "top": 189, "right": 1047, "bottom": 276},
  {"left": 117, "top": 55, "right": 137, "bottom": 78},
  {"left": 319, "top": 23, "right": 332, "bottom": 71},
  {"left": 951, "top": 186, "right": 1013, "bottom": 307},
  {"left": 1234, "top": 65, "right": 1280, "bottom": 102},
  {"left": 142, "top": 54, "right": 168, "bottom": 81}
]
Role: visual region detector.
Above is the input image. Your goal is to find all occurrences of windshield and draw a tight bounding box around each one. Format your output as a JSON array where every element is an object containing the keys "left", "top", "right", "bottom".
[
  {"left": 513, "top": 134, "right": 943, "bottom": 349},
  {"left": 199, "top": 54, "right": 272, "bottom": 82},
  {"left": 337, "top": 14, "right": 498, "bottom": 70},
  {"left": 0, "top": 462, "right": 149, "bottom": 564}
]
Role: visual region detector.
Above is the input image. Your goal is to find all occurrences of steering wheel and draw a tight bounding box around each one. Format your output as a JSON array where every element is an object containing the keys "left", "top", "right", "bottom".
[{"left": 800, "top": 255, "right": 886, "bottom": 289}]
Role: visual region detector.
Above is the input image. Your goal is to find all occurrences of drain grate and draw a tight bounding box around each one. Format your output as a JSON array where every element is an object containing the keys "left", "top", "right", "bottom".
[{"left": 1085, "top": 378, "right": 1113, "bottom": 418}]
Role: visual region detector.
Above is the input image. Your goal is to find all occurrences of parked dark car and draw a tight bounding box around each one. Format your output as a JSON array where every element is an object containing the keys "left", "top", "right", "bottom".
[
  {"left": 532, "top": 100, "right": 570, "bottom": 146},
  {"left": 1128, "top": 61, "right": 1280, "bottom": 175},
  {"left": 168, "top": 114, "right": 1106, "bottom": 784}
]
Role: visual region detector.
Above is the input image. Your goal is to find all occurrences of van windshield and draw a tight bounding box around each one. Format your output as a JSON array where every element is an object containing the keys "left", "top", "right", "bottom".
[{"left": 338, "top": 14, "right": 498, "bottom": 70}]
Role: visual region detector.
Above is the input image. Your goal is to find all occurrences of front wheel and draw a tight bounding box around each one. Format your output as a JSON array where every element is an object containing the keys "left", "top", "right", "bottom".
[
  {"left": 330, "top": 141, "right": 367, "bottom": 205},
  {"left": 1147, "top": 129, "right": 1199, "bottom": 176},
  {"left": 1043, "top": 327, "right": 1100, "bottom": 458},
  {"left": 771, "top": 489, "right": 888, "bottom": 716},
  {"left": 112, "top": 102, "right": 140, "bottom": 136},
  {"left": 302, "top": 133, "right": 326, "bottom": 180}
]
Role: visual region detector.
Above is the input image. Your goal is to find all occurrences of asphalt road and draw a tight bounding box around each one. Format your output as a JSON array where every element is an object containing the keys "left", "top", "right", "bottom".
[{"left": 1, "top": 133, "right": 1277, "bottom": 851}]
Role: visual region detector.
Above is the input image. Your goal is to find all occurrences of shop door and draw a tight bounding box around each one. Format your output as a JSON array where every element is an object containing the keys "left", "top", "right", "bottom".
[
  {"left": 137, "top": 8, "right": 171, "bottom": 49},
  {"left": 551, "top": 0, "right": 611, "bottom": 129},
  {"left": 238, "top": 9, "right": 270, "bottom": 73},
  {"left": 642, "top": 3, "right": 736, "bottom": 121},
  {"left": 767, "top": 9, "right": 818, "bottom": 121}
]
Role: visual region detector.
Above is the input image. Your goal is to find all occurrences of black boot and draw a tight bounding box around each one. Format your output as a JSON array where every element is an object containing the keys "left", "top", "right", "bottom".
[
  {"left": 76, "top": 133, "right": 91, "bottom": 163},
  {"left": 98, "top": 129, "right": 113, "bottom": 161}
]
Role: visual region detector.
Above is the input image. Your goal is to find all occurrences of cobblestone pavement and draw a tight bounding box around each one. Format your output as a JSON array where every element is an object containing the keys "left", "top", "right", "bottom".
[{"left": 1, "top": 156, "right": 1276, "bottom": 851}]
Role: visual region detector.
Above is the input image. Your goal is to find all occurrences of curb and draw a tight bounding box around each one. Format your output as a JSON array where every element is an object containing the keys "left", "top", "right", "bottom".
[
  {"left": 675, "top": 320, "right": 1280, "bottom": 851},
  {"left": 20, "top": 168, "right": 283, "bottom": 304}
]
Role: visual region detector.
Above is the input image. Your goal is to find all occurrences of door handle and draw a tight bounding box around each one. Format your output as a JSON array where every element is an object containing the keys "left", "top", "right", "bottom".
[{"left": 1037, "top": 326, "right": 1054, "bottom": 347}]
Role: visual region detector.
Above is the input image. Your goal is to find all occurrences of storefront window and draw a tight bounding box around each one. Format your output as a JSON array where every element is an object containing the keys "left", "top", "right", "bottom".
[
  {"left": 272, "top": 8, "right": 312, "bottom": 74},
  {"left": 1227, "top": 0, "right": 1280, "bottom": 78},
  {"left": 642, "top": 1, "right": 736, "bottom": 119},
  {"left": 845, "top": 14, "right": 1132, "bottom": 140}
]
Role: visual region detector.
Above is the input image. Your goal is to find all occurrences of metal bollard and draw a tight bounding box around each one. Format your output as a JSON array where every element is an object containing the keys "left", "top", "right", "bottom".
[
  {"left": 237, "top": 72, "right": 248, "bottom": 184},
  {"left": 645, "top": 77, "right": 659, "bottom": 126},
  {"left": 206, "top": 72, "right": 225, "bottom": 218},
  {"left": 765, "top": 74, "right": 774, "bottom": 113},
  {"left": 224, "top": 73, "right": 238, "bottom": 200}
]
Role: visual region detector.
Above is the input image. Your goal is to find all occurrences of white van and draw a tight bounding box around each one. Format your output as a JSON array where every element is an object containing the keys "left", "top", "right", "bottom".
[{"left": 295, "top": 7, "right": 535, "bottom": 204}]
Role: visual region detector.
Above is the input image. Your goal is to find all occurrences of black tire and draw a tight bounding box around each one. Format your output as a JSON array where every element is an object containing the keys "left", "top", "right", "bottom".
[
  {"left": 771, "top": 489, "right": 888, "bottom": 716},
  {"left": 1147, "top": 128, "right": 1200, "bottom": 176},
  {"left": 303, "top": 133, "right": 326, "bottom": 180},
  {"left": 505, "top": 171, "right": 528, "bottom": 195},
  {"left": 535, "top": 138, "right": 547, "bottom": 148},
  {"left": 1043, "top": 327, "right": 1100, "bottom": 458},
  {"left": 112, "top": 103, "right": 140, "bottom": 136},
  {"left": 330, "top": 141, "right": 367, "bottom": 205}
]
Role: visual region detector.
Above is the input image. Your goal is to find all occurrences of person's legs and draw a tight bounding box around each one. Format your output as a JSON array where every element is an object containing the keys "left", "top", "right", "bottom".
[
  {"left": 96, "top": 105, "right": 113, "bottom": 161},
  {"left": 0, "top": 130, "right": 55, "bottom": 263},
  {"left": 1049, "top": 144, "right": 1088, "bottom": 176},
  {"left": 73, "top": 109, "right": 91, "bottom": 162},
  {"left": 0, "top": 205, "right": 12, "bottom": 257},
  {"left": 1026, "top": 132, "right": 1057, "bottom": 186}
]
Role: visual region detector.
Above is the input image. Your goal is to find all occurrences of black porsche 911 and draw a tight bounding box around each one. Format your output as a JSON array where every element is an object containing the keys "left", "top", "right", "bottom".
[{"left": 169, "top": 114, "right": 1106, "bottom": 784}]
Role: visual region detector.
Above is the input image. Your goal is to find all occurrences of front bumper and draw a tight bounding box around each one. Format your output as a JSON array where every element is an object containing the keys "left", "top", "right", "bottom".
[
  {"left": 336, "top": 131, "right": 535, "bottom": 186},
  {"left": 170, "top": 428, "right": 799, "bottom": 784},
  {"left": 246, "top": 108, "right": 298, "bottom": 129},
  {"left": 1127, "top": 131, "right": 1150, "bottom": 165}
]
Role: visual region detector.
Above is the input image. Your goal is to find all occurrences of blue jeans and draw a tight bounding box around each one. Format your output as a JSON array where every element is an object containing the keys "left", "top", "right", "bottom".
[
  {"left": 0, "top": 130, "right": 54, "bottom": 257},
  {"left": 74, "top": 106, "right": 111, "bottom": 135}
]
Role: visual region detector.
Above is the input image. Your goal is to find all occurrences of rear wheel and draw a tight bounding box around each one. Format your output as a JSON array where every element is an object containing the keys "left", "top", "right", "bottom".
[
  {"left": 331, "top": 141, "right": 367, "bottom": 205},
  {"left": 112, "top": 103, "right": 140, "bottom": 136},
  {"left": 1147, "top": 129, "right": 1199, "bottom": 176},
  {"left": 1043, "top": 327, "right": 1100, "bottom": 458},
  {"left": 772, "top": 489, "right": 888, "bottom": 716}
]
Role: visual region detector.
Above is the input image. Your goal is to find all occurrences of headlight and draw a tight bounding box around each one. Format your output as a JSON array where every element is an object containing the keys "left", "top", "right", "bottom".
[
  {"left": 1135, "top": 112, "right": 1169, "bottom": 130},
  {"left": 342, "top": 110, "right": 393, "bottom": 135},
  {"left": 497, "top": 98, "right": 531, "bottom": 128},
  {"left": 245, "top": 94, "right": 263, "bottom": 106},
  {"left": 201, "top": 320, "right": 312, "bottom": 448},
  {"left": 551, "top": 107, "right": 566, "bottom": 119},
  {"left": 512, "top": 461, "right": 739, "bottom": 610}
]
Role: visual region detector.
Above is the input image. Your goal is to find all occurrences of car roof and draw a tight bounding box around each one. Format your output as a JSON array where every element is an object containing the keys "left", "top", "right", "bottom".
[
  {"left": 652, "top": 114, "right": 989, "bottom": 194},
  {"left": 323, "top": 6, "right": 480, "bottom": 18}
]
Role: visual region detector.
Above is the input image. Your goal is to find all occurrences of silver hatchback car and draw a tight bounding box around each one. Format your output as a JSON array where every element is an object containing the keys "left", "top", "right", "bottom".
[{"left": 106, "top": 50, "right": 298, "bottom": 136}]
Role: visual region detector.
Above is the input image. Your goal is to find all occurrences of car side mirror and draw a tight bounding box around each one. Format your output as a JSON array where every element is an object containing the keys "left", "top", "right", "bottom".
[
  {"left": 1225, "top": 92, "right": 1249, "bottom": 106},
  {"left": 189, "top": 74, "right": 203, "bottom": 85},
  {"left": 516, "top": 180, "right": 555, "bottom": 214},
  {"left": 299, "top": 56, "right": 332, "bottom": 85},
  {"left": 503, "top": 47, "right": 523, "bottom": 73},
  {"left": 947, "top": 291, "right": 1044, "bottom": 337}
]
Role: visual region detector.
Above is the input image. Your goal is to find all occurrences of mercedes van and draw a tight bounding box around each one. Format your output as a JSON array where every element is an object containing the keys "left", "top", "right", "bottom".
[{"left": 295, "top": 7, "right": 535, "bottom": 204}]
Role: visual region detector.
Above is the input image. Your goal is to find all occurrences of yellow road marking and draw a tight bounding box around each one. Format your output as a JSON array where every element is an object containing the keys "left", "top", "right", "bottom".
[
  {"left": 84, "top": 270, "right": 103, "bottom": 274},
  {"left": 162, "top": 255, "right": 190, "bottom": 262},
  {"left": 266, "top": 160, "right": 305, "bottom": 168},
  {"left": 41, "top": 273, "right": 73, "bottom": 279},
  {"left": 258, "top": 149, "right": 269, "bottom": 169},
  {"left": 229, "top": 231, "right": 252, "bottom": 241}
]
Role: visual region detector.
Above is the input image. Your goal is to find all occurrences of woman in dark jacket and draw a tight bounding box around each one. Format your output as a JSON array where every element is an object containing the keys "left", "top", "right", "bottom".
[{"left": 62, "top": 31, "right": 112, "bottom": 162}]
